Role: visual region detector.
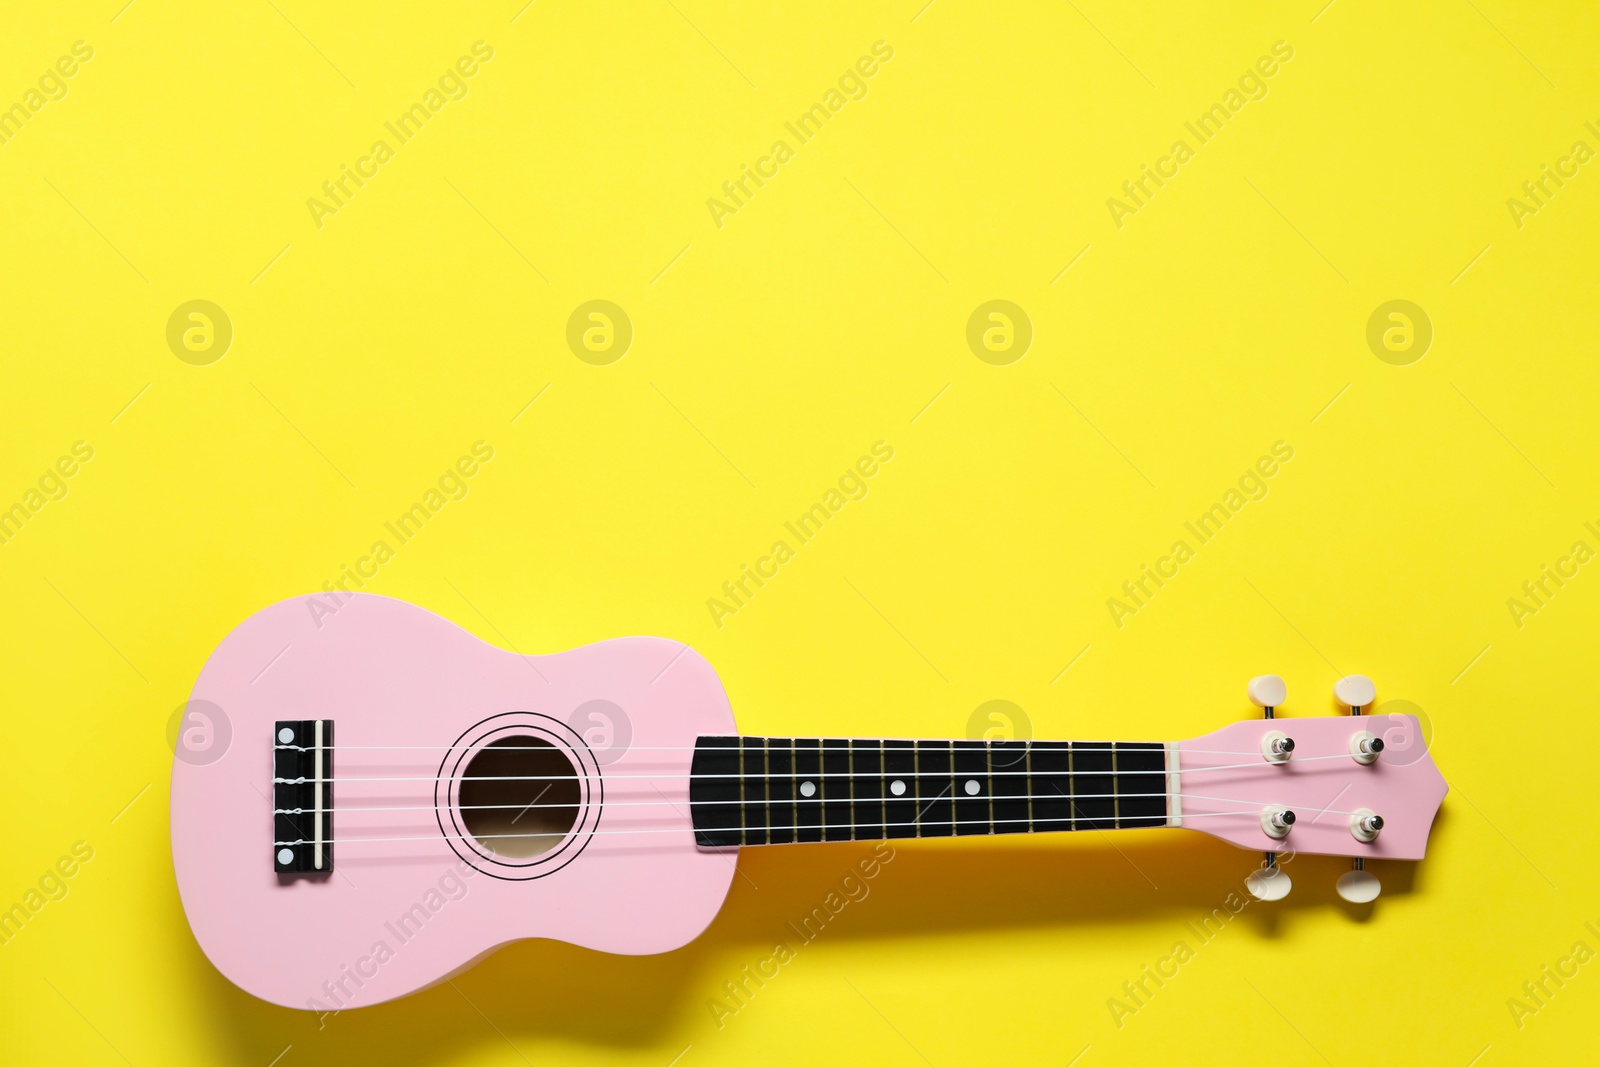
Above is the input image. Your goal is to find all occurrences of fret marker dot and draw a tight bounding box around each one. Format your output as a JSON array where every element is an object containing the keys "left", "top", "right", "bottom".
[
  {"left": 277, "top": 848, "right": 294, "bottom": 865},
  {"left": 277, "top": 727, "right": 294, "bottom": 744},
  {"left": 800, "top": 781, "right": 816, "bottom": 797},
  {"left": 964, "top": 779, "right": 981, "bottom": 795},
  {"left": 890, "top": 780, "right": 906, "bottom": 796}
]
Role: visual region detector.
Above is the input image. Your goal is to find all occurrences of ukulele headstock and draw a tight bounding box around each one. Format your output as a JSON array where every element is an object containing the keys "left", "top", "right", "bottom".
[{"left": 1177, "top": 674, "right": 1446, "bottom": 903}]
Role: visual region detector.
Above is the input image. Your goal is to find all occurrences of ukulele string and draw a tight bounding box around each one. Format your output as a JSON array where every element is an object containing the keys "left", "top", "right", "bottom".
[
  {"left": 273, "top": 752, "right": 1362, "bottom": 786},
  {"left": 272, "top": 807, "right": 1286, "bottom": 847},
  {"left": 278, "top": 743, "right": 1273, "bottom": 756},
  {"left": 276, "top": 792, "right": 1373, "bottom": 816}
]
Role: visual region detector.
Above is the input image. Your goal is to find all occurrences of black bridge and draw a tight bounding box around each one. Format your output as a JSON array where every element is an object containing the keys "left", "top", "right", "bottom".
[{"left": 273, "top": 719, "right": 334, "bottom": 873}]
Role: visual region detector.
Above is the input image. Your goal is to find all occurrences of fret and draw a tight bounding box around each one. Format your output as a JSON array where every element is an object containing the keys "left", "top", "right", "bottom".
[
  {"left": 761, "top": 738, "right": 772, "bottom": 845},
  {"left": 882, "top": 740, "right": 918, "bottom": 839},
  {"left": 794, "top": 738, "right": 823, "bottom": 843},
  {"left": 848, "top": 740, "right": 857, "bottom": 835},
  {"left": 768, "top": 738, "right": 797, "bottom": 844},
  {"left": 947, "top": 740, "right": 958, "bottom": 834},
  {"left": 915, "top": 739, "right": 928, "bottom": 838},
  {"left": 1116, "top": 743, "right": 1168, "bottom": 827},
  {"left": 849, "top": 739, "right": 887, "bottom": 840},
  {"left": 1068, "top": 740, "right": 1076, "bottom": 829},
  {"left": 952, "top": 740, "right": 991, "bottom": 835},
  {"left": 737, "top": 736, "right": 749, "bottom": 843},
  {"left": 987, "top": 742, "right": 996, "bottom": 829},
  {"left": 1071, "top": 741, "right": 1116, "bottom": 830},
  {"left": 1112, "top": 744, "right": 1121, "bottom": 828},
  {"left": 820, "top": 739, "right": 852, "bottom": 840},
  {"left": 1029, "top": 742, "right": 1073, "bottom": 830},
  {"left": 940, "top": 742, "right": 953, "bottom": 831},
  {"left": 990, "top": 740, "right": 1030, "bottom": 837},
  {"left": 1026, "top": 745, "right": 1035, "bottom": 832},
  {"left": 879, "top": 740, "right": 889, "bottom": 834},
  {"left": 688, "top": 737, "right": 743, "bottom": 847},
  {"left": 910, "top": 740, "right": 955, "bottom": 838}
]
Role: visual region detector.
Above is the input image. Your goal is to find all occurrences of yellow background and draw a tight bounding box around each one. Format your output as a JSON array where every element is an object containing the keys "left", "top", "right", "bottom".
[{"left": 2, "top": 1, "right": 1597, "bottom": 1064}]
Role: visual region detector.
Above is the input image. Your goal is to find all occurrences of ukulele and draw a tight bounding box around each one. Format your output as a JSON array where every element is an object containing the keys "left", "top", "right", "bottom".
[{"left": 170, "top": 593, "right": 1447, "bottom": 1011}]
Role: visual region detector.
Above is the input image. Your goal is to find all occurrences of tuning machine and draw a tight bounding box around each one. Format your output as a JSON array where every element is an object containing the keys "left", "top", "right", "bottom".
[
  {"left": 1248, "top": 674, "right": 1286, "bottom": 717},
  {"left": 1337, "top": 860, "right": 1381, "bottom": 903},
  {"left": 1245, "top": 851, "right": 1292, "bottom": 901},
  {"left": 1332, "top": 675, "right": 1383, "bottom": 902},
  {"left": 1334, "top": 674, "right": 1376, "bottom": 714},
  {"left": 1246, "top": 675, "right": 1292, "bottom": 896}
]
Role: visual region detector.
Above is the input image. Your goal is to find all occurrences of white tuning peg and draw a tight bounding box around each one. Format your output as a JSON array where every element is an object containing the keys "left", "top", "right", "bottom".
[
  {"left": 1245, "top": 864, "right": 1292, "bottom": 901},
  {"left": 1334, "top": 674, "right": 1376, "bottom": 711},
  {"left": 1248, "top": 675, "right": 1287, "bottom": 712},
  {"left": 1336, "top": 867, "right": 1381, "bottom": 903}
]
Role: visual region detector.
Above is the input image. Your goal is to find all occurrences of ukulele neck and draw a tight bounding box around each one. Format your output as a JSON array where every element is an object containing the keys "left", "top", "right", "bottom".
[{"left": 688, "top": 737, "right": 1172, "bottom": 847}]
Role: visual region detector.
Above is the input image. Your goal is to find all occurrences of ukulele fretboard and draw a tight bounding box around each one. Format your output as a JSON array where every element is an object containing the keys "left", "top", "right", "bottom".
[{"left": 688, "top": 737, "right": 1169, "bottom": 847}]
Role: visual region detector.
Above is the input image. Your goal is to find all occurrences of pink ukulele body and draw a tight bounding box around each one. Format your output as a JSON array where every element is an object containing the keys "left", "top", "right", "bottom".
[
  {"left": 171, "top": 594, "right": 1447, "bottom": 1010},
  {"left": 173, "top": 594, "right": 738, "bottom": 1011}
]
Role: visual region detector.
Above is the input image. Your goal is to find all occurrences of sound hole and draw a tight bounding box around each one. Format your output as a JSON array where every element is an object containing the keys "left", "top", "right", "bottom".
[{"left": 459, "top": 737, "right": 580, "bottom": 858}]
